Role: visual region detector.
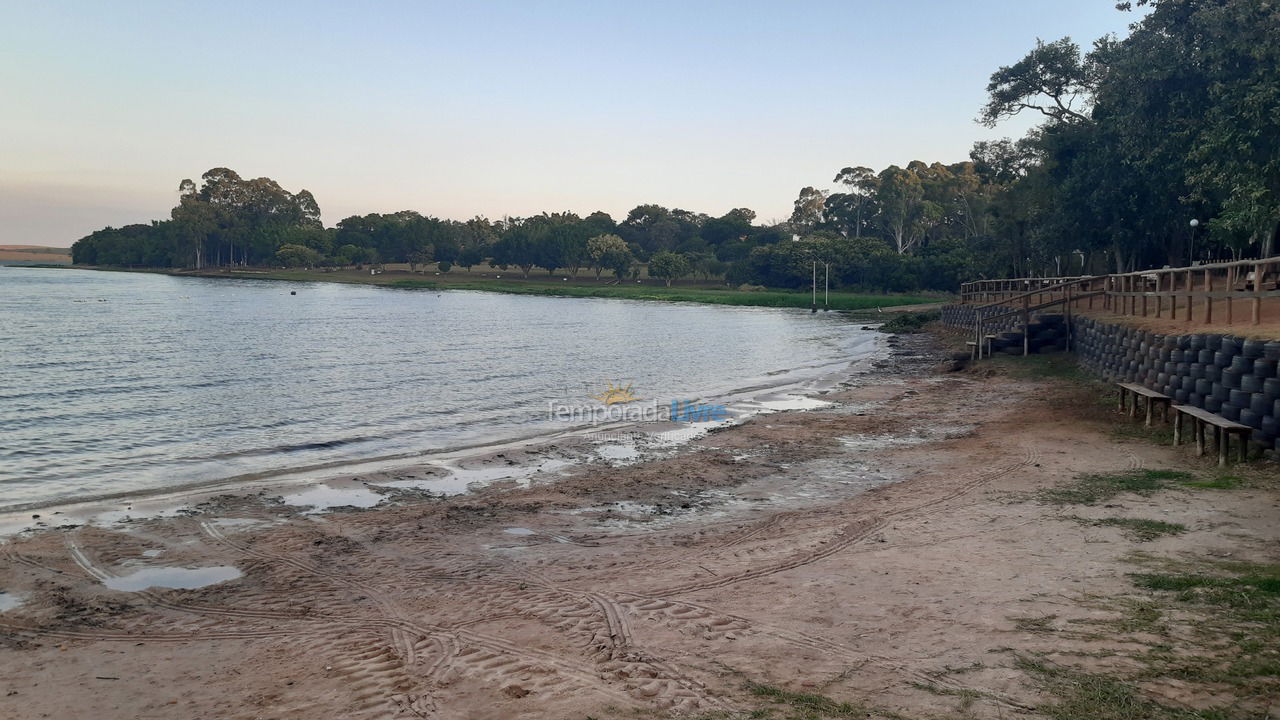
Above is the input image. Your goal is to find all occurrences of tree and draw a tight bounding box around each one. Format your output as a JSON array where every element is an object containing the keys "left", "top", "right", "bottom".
[
  {"left": 876, "top": 166, "right": 928, "bottom": 254},
  {"left": 648, "top": 251, "right": 690, "bottom": 287},
  {"left": 456, "top": 244, "right": 486, "bottom": 272},
  {"left": 789, "top": 187, "right": 828, "bottom": 229},
  {"left": 830, "top": 167, "right": 878, "bottom": 238},
  {"left": 587, "top": 234, "right": 630, "bottom": 279},
  {"left": 275, "top": 244, "right": 322, "bottom": 268},
  {"left": 979, "top": 37, "right": 1096, "bottom": 127}
]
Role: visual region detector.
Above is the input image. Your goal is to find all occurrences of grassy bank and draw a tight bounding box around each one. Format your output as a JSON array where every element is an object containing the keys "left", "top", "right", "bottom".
[{"left": 74, "top": 265, "right": 944, "bottom": 312}]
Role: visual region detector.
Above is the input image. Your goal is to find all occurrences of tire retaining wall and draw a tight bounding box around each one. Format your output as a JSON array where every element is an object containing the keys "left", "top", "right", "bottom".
[
  {"left": 1074, "top": 316, "right": 1280, "bottom": 453},
  {"left": 940, "top": 303, "right": 1070, "bottom": 355}
]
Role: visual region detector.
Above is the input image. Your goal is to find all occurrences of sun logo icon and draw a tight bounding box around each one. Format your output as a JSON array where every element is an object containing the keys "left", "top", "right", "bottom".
[{"left": 592, "top": 382, "right": 639, "bottom": 406}]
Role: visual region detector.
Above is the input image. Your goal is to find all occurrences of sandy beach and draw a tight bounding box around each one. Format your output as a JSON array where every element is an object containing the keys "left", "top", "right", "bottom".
[{"left": 1, "top": 332, "right": 1277, "bottom": 719}]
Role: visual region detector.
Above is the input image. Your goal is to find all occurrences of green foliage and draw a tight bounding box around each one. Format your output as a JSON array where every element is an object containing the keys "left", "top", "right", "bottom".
[
  {"left": 875, "top": 311, "right": 938, "bottom": 334},
  {"left": 274, "top": 244, "right": 322, "bottom": 268},
  {"left": 647, "top": 250, "right": 691, "bottom": 286}
]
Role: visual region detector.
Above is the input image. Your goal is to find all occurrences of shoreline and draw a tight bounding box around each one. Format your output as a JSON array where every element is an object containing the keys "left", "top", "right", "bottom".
[
  {"left": 0, "top": 338, "right": 883, "bottom": 531},
  {"left": 8, "top": 263, "right": 946, "bottom": 313}
]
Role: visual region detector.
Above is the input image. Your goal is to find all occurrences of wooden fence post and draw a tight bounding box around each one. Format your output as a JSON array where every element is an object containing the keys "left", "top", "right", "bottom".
[
  {"left": 1184, "top": 269, "right": 1193, "bottom": 322},
  {"left": 1253, "top": 261, "right": 1264, "bottom": 325},
  {"left": 1203, "top": 268, "right": 1213, "bottom": 324}
]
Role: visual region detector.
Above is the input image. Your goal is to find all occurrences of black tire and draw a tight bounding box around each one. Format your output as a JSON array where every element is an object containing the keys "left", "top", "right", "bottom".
[
  {"left": 1241, "top": 375, "right": 1264, "bottom": 393},
  {"left": 1189, "top": 393, "right": 1205, "bottom": 408},
  {"left": 1262, "top": 416, "right": 1278, "bottom": 440},
  {"left": 1254, "top": 359, "right": 1277, "bottom": 379},
  {"left": 1214, "top": 351, "right": 1233, "bottom": 367},
  {"left": 1195, "top": 379, "right": 1212, "bottom": 396},
  {"left": 1230, "top": 355, "right": 1253, "bottom": 372},
  {"left": 1221, "top": 404, "right": 1243, "bottom": 421},
  {"left": 1230, "top": 389, "right": 1252, "bottom": 407},
  {"left": 1205, "top": 365, "right": 1223, "bottom": 382},
  {"left": 1265, "top": 377, "right": 1280, "bottom": 399},
  {"left": 1205, "top": 396, "right": 1224, "bottom": 412},
  {"left": 1242, "top": 339, "right": 1266, "bottom": 359},
  {"left": 1174, "top": 389, "right": 1190, "bottom": 403},
  {"left": 1250, "top": 392, "right": 1271, "bottom": 415},
  {"left": 1222, "top": 369, "right": 1243, "bottom": 389},
  {"left": 1211, "top": 383, "right": 1231, "bottom": 401},
  {"left": 1240, "top": 408, "right": 1263, "bottom": 429}
]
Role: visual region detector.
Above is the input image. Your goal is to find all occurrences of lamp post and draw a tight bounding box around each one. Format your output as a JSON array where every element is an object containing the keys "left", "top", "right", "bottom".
[{"left": 1189, "top": 218, "right": 1200, "bottom": 264}]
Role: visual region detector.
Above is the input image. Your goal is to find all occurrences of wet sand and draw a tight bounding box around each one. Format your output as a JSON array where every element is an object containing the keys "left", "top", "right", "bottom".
[{"left": 1, "top": 334, "right": 1277, "bottom": 719}]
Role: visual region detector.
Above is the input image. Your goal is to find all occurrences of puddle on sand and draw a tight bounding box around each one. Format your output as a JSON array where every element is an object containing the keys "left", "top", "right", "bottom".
[
  {"left": 0, "top": 592, "right": 25, "bottom": 611},
  {"left": 594, "top": 444, "right": 641, "bottom": 464},
  {"left": 102, "top": 566, "right": 242, "bottom": 592},
  {"left": 280, "top": 484, "right": 385, "bottom": 513},
  {"left": 503, "top": 527, "right": 536, "bottom": 536},
  {"left": 755, "top": 395, "right": 834, "bottom": 412},
  {"left": 374, "top": 458, "right": 574, "bottom": 495}
]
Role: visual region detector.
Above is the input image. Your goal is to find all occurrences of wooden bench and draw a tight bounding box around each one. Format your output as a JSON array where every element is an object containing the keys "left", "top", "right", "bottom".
[
  {"left": 1171, "top": 404, "right": 1253, "bottom": 467},
  {"left": 1116, "top": 382, "right": 1172, "bottom": 427}
]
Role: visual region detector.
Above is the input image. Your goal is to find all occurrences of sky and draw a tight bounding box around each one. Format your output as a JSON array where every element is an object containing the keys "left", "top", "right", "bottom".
[{"left": 0, "top": 1, "right": 1143, "bottom": 246}]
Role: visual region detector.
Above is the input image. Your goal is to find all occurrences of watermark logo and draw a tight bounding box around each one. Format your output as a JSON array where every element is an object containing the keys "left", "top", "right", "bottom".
[
  {"left": 548, "top": 382, "right": 729, "bottom": 425},
  {"left": 670, "top": 399, "right": 728, "bottom": 422}
]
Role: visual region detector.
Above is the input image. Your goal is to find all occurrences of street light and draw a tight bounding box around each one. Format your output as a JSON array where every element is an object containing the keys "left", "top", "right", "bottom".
[{"left": 1189, "top": 218, "right": 1200, "bottom": 263}]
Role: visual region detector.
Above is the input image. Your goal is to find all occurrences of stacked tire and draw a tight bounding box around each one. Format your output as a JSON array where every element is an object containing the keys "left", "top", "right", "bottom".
[{"left": 1074, "top": 316, "right": 1280, "bottom": 456}]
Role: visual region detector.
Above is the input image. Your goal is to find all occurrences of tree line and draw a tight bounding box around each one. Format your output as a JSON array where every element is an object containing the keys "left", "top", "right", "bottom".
[{"left": 72, "top": 0, "right": 1278, "bottom": 291}]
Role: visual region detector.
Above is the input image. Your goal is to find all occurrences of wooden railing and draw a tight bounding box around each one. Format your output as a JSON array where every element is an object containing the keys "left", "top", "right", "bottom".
[
  {"left": 970, "top": 277, "right": 1103, "bottom": 358},
  {"left": 960, "top": 256, "right": 1280, "bottom": 327},
  {"left": 960, "top": 276, "right": 1089, "bottom": 304}
]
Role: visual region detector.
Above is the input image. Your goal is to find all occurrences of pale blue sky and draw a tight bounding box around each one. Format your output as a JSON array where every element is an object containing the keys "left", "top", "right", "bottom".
[{"left": 0, "top": 1, "right": 1141, "bottom": 245}]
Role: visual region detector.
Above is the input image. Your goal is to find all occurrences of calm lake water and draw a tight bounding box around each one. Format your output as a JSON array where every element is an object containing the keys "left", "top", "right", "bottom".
[{"left": 0, "top": 267, "right": 876, "bottom": 507}]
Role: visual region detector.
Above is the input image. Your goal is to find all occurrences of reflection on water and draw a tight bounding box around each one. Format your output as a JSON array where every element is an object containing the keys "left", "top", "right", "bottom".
[{"left": 0, "top": 267, "right": 874, "bottom": 506}]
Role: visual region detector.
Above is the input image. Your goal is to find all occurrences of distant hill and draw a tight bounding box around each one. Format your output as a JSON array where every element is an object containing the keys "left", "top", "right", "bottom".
[{"left": 0, "top": 245, "right": 72, "bottom": 264}]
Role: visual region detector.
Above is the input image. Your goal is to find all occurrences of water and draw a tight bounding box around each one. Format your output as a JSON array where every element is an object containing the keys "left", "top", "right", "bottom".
[
  {"left": 100, "top": 566, "right": 242, "bottom": 592},
  {"left": 0, "top": 266, "right": 876, "bottom": 507}
]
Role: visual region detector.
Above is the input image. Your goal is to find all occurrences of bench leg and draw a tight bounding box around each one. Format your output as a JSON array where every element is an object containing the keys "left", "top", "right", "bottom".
[
  {"left": 1219, "top": 428, "right": 1228, "bottom": 468},
  {"left": 1239, "top": 433, "right": 1248, "bottom": 463},
  {"left": 1118, "top": 389, "right": 1126, "bottom": 413},
  {"left": 1172, "top": 412, "right": 1182, "bottom": 446},
  {"left": 1145, "top": 397, "right": 1153, "bottom": 428},
  {"left": 1130, "top": 394, "right": 1140, "bottom": 419},
  {"left": 1195, "top": 420, "right": 1205, "bottom": 456}
]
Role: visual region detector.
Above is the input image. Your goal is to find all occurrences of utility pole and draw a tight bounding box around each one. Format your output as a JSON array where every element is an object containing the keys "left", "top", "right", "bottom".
[
  {"left": 811, "top": 261, "right": 817, "bottom": 313},
  {"left": 824, "top": 262, "right": 830, "bottom": 311}
]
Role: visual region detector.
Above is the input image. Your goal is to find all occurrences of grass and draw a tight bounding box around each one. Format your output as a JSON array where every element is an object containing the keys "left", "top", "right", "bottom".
[
  {"left": 1038, "top": 469, "right": 1193, "bottom": 505},
  {"left": 1180, "top": 475, "right": 1243, "bottom": 490},
  {"left": 1130, "top": 565, "right": 1280, "bottom": 611},
  {"left": 981, "top": 351, "right": 1094, "bottom": 382},
  {"left": 1013, "top": 656, "right": 1225, "bottom": 720},
  {"left": 744, "top": 682, "right": 867, "bottom": 718},
  {"left": 710, "top": 682, "right": 914, "bottom": 720},
  {"left": 1070, "top": 516, "right": 1188, "bottom": 542},
  {"left": 73, "top": 265, "right": 941, "bottom": 312}
]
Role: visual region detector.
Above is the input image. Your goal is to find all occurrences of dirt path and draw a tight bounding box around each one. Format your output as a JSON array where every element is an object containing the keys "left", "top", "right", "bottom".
[{"left": 1, "top": 338, "right": 1277, "bottom": 719}]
